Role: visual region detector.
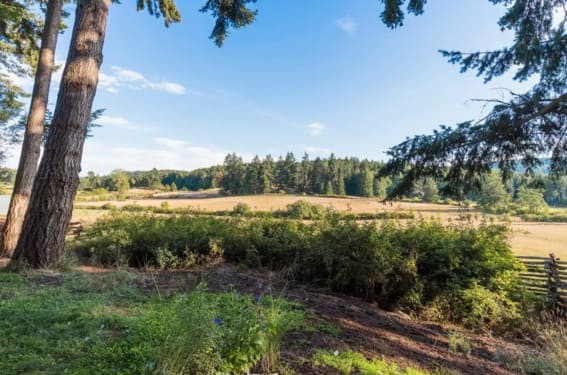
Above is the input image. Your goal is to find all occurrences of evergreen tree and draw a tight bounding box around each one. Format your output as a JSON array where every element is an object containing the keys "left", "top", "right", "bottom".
[
  {"left": 478, "top": 172, "right": 511, "bottom": 212},
  {"left": 336, "top": 168, "right": 346, "bottom": 196},
  {"left": 2, "top": 0, "right": 64, "bottom": 257},
  {"left": 327, "top": 153, "right": 338, "bottom": 195},
  {"left": 13, "top": 0, "right": 259, "bottom": 267},
  {"left": 311, "top": 157, "right": 327, "bottom": 194},
  {"left": 221, "top": 153, "right": 246, "bottom": 195},
  {"left": 298, "top": 152, "right": 311, "bottom": 193},
  {"left": 245, "top": 155, "right": 262, "bottom": 194},
  {"left": 422, "top": 177, "right": 439, "bottom": 203},
  {"left": 374, "top": 177, "right": 391, "bottom": 199},
  {"left": 260, "top": 154, "right": 274, "bottom": 193},
  {"left": 360, "top": 162, "right": 375, "bottom": 197},
  {"left": 382, "top": 0, "right": 567, "bottom": 198}
]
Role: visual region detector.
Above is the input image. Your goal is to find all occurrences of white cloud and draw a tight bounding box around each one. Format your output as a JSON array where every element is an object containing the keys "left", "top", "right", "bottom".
[
  {"left": 305, "top": 146, "right": 331, "bottom": 155},
  {"left": 148, "top": 82, "right": 187, "bottom": 95},
  {"left": 97, "top": 115, "right": 153, "bottom": 131},
  {"left": 307, "top": 122, "right": 326, "bottom": 136},
  {"left": 98, "top": 66, "right": 187, "bottom": 95},
  {"left": 81, "top": 138, "right": 230, "bottom": 174},
  {"left": 336, "top": 17, "right": 358, "bottom": 34},
  {"left": 154, "top": 137, "right": 191, "bottom": 149}
]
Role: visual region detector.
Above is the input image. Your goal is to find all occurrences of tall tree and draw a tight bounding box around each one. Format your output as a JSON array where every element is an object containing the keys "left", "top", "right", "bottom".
[
  {"left": 297, "top": 152, "right": 311, "bottom": 193},
  {"left": 221, "top": 153, "right": 245, "bottom": 195},
  {"left": 260, "top": 154, "right": 274, "bottom": 193},
  {"left": 478, "top": 172, "right": 511, "bottom": 213},
  {"left": 1, "top": 0, "right": 64, "bottom": 257},
  {"left": 245, "top": 155, "right": 262, "bottom": 194},
  {"left": 0, "top": 0, "right": 43, "bottom": 164},
  {"left": 381, "top": 0, "right": 567, "bottom": 197},
  {"left": 12, "top": 0, "right": 257, "bottom": 267},
  {"left": 12, "top": 0, "right": 112, "bottom": 267}
]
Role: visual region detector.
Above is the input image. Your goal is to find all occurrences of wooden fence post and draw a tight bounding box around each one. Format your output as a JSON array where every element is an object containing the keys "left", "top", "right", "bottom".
[{"left": 547, "top": 253, "right": 565, "bottom": 316}]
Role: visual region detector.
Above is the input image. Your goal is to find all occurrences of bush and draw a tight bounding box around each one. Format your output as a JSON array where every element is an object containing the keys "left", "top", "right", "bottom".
[
  {"left": 231, "top": 202, "right": 252, "bottom": 217},
  {"left": 279, "top": 200, "right": 331, "bottom": 220},
  {"left": 157, "top": 288, "right": 303, "bottom": 374},
  {"left": 313, "top": 350, "right": 435, "bottom": 375},
  {"left": 75, "top": 213, "right": 530, "bottom": 328},
  {"left": 222, "top": 218, "right": 313, "bottom": 269},
  {"left": 73, "top": 213, "right": 228, "bottom": 267}
]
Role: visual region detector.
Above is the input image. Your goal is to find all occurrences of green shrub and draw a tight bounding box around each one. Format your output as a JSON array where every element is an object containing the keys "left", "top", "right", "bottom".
[
  {"left": 231, "top": 202, "right": 252, "bottom": 217},
  {"left": 222, "top": 218, "right": 313, "bottom": 269},
  {"left": 259, "top": 296, "right": 304, "bottom": 372},
  {"left": 448, "top": 331, "right": 472, "bottom": 356},
  {"left": 73, "top": 213, "right": 228, "bottom": 268},
  {"left": 156, "top": 289, "right": 223, "bottom": 374},
  {"left": 280, "top": 200, "right": 331, "bottom": 220},
  {"left": 453, "top": 283, "right": 521, "bottom": 328},
  {"left": 313, "top": 350, "right": 438, "bottom": 375},
  {"left": 75, "top": 214, "right": 530, "bottom": 328},
  {"left": 521, "top": 212, "right": 567, "bottom": 222}
]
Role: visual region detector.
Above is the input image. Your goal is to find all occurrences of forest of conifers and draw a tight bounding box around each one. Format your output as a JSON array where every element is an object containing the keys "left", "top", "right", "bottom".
[{"left": 52, "top": 153, "right": 567, "bottom": 206}]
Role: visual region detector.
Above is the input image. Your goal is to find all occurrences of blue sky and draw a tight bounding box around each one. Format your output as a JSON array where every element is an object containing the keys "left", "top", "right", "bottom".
[{"left": 8, "top": 0, "right": 532, "bottom": 174}]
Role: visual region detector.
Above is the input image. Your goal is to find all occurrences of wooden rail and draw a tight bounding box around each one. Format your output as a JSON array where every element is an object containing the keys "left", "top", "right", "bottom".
[{"left": 516, "top": 254, "right": 566, "bottom": 314}]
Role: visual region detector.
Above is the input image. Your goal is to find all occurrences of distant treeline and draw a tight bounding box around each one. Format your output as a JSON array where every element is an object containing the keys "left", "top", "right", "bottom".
[
  {"left": 81, "top": 153, "right": 397, "bottom": 199},
  {"left": 79, "top": 153, "right": 567, "bottom": 207}
]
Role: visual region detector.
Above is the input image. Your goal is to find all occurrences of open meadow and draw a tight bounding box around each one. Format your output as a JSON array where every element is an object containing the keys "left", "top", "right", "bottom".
[{"left": 74, "top": 190, "right": 567, "bottom": 260}]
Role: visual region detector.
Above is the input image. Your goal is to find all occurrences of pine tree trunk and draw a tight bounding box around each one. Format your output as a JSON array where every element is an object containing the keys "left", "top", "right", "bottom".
[
  {"left": 1, "top": 0, "right": 64, "bottom": 258},
  {"left": 12, "top": 0, "right": 110, "bottom": 268}
]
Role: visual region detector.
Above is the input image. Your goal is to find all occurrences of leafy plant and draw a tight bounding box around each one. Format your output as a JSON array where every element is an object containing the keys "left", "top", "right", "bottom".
[{"left": 313, "top": 350, "right": 443, "bottom": 375}]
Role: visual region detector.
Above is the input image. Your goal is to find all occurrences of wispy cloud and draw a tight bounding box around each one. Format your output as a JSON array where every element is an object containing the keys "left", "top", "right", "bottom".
[
  {"left": 336, "top": 16, "right": 358, "bottom": 34},
  {"left": 82, "top": 138, "right": 230, "bottom": 174},
  {"left": 154, "top": 137, "right": 192, "bottom": 149},
  {"left": 307, "top": 122, "right": 326, "bottom": 136},
  {"left": 97, "top": 115, "right": 155, "bottom": 131},
  {"left": 305, "top": 146, "right": 331, "bottom": 155},
  {"left": 99, "top": 66, "right": 188, "bottom": 95}
]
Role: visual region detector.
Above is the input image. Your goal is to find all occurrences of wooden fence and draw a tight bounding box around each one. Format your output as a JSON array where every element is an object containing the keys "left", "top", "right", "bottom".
[{"left": 516, "top": 254, "right": 567, "bottom": 314}]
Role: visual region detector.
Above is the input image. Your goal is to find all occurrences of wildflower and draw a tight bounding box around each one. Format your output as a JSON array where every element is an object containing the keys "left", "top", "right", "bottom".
[
  {"left": 214, "top": 316, "right": 223, "bottom": 326},
  {"left": 253, "top": 296, "right": 261, "bottom": 304}
]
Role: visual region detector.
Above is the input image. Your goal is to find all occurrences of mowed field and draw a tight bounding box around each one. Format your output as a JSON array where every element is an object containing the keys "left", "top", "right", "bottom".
[{"left": 74, "top": 191, "right": 567, "bottom": 259}]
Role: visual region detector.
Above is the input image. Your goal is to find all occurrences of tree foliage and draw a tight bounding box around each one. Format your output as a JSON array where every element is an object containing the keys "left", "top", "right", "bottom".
[
  {"left": 200, "top": 0, "right": 257, "bottom": 46},
  {"left": 381, "top": 0, "right": 567, "bottom": 198},
  {"left": 0, "top": 0, "right": 42, "bottom": 75}
]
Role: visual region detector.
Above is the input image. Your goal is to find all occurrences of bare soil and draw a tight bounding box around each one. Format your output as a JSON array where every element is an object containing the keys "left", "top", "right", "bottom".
[{"left": 143, "top": 264, "right": 528, "bottom": 375}]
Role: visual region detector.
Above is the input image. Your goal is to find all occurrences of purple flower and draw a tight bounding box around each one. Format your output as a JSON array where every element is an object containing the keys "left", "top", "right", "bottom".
[
  {"left": 214, "top": 316, "right": 223, "bottom": 326},
  {"left": 253, "top": 296, "right": 261, "bottom": 304}
]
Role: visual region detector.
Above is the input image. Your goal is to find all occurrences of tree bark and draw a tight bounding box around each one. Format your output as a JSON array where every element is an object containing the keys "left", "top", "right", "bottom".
[
  {"left": 12, "top": 0, "right": 110, "bottom": 268},
  {"left": 1, "top": 0, "right": 64, "bottom": 258}
]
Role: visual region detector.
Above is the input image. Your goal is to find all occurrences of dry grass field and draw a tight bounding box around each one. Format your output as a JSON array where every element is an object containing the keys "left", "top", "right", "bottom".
[{"left": 74, "top": 191, "right": 567, "bottom": 259}]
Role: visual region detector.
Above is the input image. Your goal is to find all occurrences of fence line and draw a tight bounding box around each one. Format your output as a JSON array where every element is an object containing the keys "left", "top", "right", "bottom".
[{"left": 516, "top": 254, "right": 566, "bottom": 314}]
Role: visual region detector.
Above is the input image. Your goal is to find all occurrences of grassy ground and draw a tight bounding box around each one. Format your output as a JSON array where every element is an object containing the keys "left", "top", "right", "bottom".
[
  {"left": 73, "top": 192, "right": 567, "bottom": 259},
  {"left": 0, "top": 265, "right": 532, "bottom": 375},
  {"left": 0, "top": 269, "right": 306, "bottom": 375}
]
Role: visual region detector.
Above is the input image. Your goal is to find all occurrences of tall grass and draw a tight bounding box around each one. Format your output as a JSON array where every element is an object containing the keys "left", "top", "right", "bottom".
[{"left": 0, "top": 272, "right": 303, "bottom": 374}]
